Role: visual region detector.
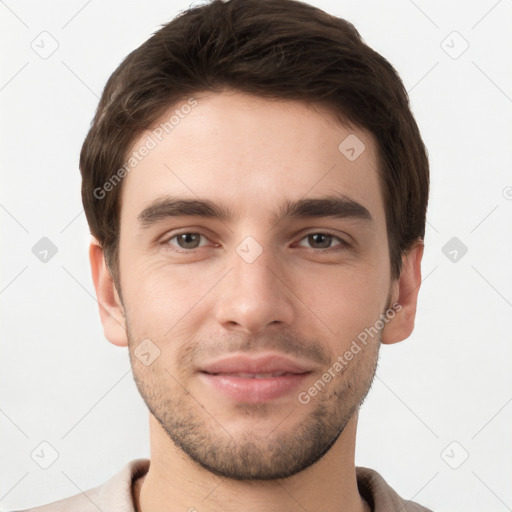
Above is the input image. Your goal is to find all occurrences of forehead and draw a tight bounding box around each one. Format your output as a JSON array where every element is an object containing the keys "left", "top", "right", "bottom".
[{"left": 119, "top": 90, "right": 385, "bottom": 231}]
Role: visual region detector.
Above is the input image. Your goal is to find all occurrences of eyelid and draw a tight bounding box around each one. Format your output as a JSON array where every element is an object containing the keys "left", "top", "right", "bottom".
[
  {"left": 158, "top": 225, "right": 213, "bottom": 242},
  {"left": 162, "top": 230, "right": 213, "bottom": 251},
  {"left": 294, "top": 230, "right": 351, "bottom": 249},
  {"left": 161, "top": 228, "right": 352, "bottom": 252}
]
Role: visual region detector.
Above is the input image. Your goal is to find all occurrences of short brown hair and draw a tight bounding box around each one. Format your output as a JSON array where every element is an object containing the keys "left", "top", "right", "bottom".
[{"left": 80, "top": 0, "right": 429, "bottom": 286}]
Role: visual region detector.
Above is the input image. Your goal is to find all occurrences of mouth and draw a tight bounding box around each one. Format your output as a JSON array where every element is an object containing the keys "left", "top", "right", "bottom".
[
  {"left": 197, "top": 353, "right": 313, "bottom": 403},
  {"left": 205, "top": 371, "right": 299, "bottom": 378}
]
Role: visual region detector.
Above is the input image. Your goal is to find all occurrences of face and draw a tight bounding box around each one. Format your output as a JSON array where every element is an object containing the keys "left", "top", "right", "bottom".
[{"left": 115, "top": 90, "right": 398, "bottom": 480}]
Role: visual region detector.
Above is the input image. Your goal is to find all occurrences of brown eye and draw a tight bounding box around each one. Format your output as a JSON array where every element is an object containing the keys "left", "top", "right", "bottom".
[
  {"left": 307, "top": 233, "right": 334, "bottom": 249},
  {"left": 167, "top": 232, "right": 209, "bottom": 251},
  {"left": 297, "top": 232, "right": 348, "bottom": 251}
]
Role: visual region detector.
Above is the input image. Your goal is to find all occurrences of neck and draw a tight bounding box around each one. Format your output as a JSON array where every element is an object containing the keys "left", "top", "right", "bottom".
[{"left": 134, "top": 411, "right": 369, "bottom": 512}]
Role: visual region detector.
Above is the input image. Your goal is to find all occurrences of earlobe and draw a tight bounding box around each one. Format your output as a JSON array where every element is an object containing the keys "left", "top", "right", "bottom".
[
  {"left": 89, "top": 237, "right": 128, "bottom": 347},
  {"left": 381, "top": 240, "right": 424, "bottom": 345}
]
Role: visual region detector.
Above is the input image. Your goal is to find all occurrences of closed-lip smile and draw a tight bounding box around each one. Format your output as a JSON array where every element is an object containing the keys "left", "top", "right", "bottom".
[{"left": 197, "top": 353, "right": 313, "bottom": 403}]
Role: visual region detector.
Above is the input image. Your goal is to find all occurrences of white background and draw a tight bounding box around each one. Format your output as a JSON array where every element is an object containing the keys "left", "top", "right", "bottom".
[{"left": 1, "top": 1, "right": 511, "bottom": 511}]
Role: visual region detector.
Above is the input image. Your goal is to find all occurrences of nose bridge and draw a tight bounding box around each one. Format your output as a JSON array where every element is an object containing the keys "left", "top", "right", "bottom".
[
  {"left": 233, "top": 239, "right": 279, "bottom": 292},
  {"left": 214, "top": 236, "right": 295, "bottom": 332}
]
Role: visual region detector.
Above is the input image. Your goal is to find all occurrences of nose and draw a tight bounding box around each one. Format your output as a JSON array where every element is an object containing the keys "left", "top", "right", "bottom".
[{"left": 214, "top": 244, "right": 295, "bottom": 334}]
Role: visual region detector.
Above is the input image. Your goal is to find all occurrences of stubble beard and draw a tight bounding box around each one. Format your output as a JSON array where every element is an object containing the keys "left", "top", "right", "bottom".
[{"left": 127, "top": 326, "right": 381, "bottom": 481}]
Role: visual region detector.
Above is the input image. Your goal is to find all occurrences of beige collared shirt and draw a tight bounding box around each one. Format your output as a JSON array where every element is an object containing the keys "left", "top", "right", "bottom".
[{"left": 14, "top": 458, "right": 434, "bottom": 512}]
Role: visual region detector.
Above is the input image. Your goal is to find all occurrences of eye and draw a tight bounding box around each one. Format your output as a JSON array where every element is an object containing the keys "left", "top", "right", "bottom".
[
  {"left": 166, "top": 232, "right": 211, "bottom": 251},
  {"left": 296, "top": 232, "right": 350, "bottom": 251}
]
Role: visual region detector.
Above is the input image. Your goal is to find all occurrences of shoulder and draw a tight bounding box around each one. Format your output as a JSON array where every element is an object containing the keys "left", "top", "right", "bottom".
[
  {"left": 12, "top": 458, "right": 151, "bottom": 512},
  {"left": 12, "top": 483, "right": 104, "bottom": 512},
  {"left": 356, "top": 466, "right": 435, "bottom": 512}
]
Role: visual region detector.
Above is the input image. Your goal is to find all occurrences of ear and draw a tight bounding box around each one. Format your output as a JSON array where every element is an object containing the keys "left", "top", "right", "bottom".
[
  {"left": 381, "top": 240, "right": 424, "bottom": 345},
  {"left": 89, "top": 237, "right": 128, "bottom": 347}
]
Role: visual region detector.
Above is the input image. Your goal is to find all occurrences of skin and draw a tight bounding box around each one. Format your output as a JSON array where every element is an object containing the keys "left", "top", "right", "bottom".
[{"left": 90, "top": 89, "right": 423, "bottom": 512}]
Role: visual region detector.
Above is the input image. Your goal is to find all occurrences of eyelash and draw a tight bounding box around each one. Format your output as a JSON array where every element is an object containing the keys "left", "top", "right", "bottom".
[{"left": 161, "top": 230, "right": 351, "bottom": 254}]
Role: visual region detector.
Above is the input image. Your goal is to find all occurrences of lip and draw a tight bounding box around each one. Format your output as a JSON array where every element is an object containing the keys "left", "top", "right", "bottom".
[
  {"left": 197, "top": 353, "right": 312, "bottom": 403},
  {"left": 199, "top": 353, "right": 313, "bottom": 375}
]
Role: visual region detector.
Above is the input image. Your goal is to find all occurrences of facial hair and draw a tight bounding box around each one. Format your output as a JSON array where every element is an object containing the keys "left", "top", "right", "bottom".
[{"left": 126, "top": 315, "right": 384, "bottom": 481}]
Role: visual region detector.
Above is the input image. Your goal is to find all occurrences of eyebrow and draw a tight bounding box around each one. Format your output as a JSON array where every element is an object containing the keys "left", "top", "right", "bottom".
[{"left": 137, "top": 193, "right": 373, "bottom": 228}]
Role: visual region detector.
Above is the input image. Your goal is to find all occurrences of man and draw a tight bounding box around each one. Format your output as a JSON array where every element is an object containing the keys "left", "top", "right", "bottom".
[{"left": 19, "top": 0, "right": 432, "bottom": 510}]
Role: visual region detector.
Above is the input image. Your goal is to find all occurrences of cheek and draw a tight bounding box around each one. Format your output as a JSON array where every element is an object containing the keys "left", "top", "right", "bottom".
[
  {"left": 122, "top": 257, "right": 215, "bottom": 341},
  {"left": 298, "top": 264, "right": 388, "bottom": 342}
]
